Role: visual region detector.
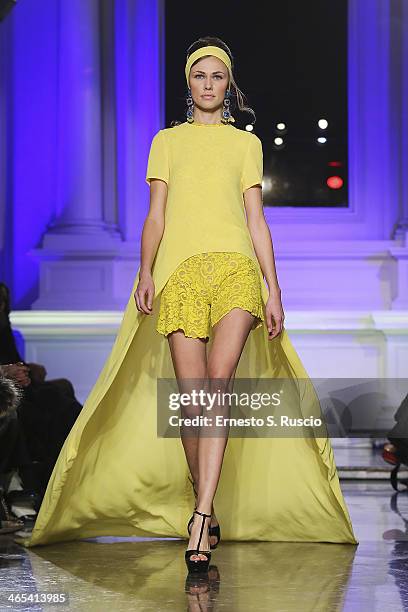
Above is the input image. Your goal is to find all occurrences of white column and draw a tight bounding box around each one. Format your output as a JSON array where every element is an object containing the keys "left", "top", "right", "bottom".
[
  {"left": 31, "top": 0, "right": 165, "bottom": 310},
  {"left": 31, "top": 0, "right": 122, "bottom": 309},
  {"left": 43, "top": 0, "right": 119, "bottom": 245}
]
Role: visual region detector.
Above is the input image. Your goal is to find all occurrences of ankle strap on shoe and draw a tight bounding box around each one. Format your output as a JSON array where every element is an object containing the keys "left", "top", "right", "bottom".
[
  {"left": 193, "top": 509, "right": 211, "bottom": 554},
  {"left": 194, "top": 509, "right": 211, "bottom": 518}
]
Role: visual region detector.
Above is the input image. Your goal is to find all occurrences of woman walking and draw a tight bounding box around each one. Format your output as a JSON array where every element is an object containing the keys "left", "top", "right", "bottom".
[
  {"left": 19, "top": 38, "right": 357, "bottom": 566},
  {"left": 137, "top": 38, "right": 287, "bottom": 572}
]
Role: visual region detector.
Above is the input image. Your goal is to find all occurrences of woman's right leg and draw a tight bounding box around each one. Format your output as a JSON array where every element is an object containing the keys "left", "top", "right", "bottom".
[
  {"left": 167, "top": 329, "right": 212, "bottom": 560},
  {"left": 167, "top": 330, "right": 207, "bottom": 488},
  {"left": 168, "top": 328, "right": 221, "bottom": 548}
]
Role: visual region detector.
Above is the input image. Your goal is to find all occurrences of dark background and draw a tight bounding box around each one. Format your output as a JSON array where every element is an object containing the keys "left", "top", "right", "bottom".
[{"left": 165, "top": 0, "right": 348, "bottom": 207}]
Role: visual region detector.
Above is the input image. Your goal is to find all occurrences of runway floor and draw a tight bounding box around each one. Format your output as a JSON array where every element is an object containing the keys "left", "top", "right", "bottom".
[{"left": 1, "top": 479, "right": 408, "bottom": 611}]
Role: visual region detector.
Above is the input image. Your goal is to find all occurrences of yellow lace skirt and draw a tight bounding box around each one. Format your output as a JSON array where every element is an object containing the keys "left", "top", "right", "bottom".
[{"left": 156, "top": 251, "right": 265, "bottom": 339}]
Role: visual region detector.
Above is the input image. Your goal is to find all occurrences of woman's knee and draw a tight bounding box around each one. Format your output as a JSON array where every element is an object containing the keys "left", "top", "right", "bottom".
[{"left": 207, "top": 363, "right": 234, "bottom": 388}]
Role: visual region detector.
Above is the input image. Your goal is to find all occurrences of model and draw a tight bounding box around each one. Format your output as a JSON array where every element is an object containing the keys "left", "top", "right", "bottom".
[{"left": 17, "top": 38, "right": 358, "bottom": 567}]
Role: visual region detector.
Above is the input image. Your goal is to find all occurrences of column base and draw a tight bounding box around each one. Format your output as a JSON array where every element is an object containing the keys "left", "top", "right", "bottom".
[
  {"left": 390, "top": 232, "right": 408, "bottom": 309},
  {"left": 30, "top": 234, "right": 140, "bottom": 310}
]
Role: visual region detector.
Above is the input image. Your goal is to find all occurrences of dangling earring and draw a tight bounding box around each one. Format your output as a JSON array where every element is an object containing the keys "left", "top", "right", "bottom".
[
  {"left": 222, "top": 89, "right": 235, "bottom": 124},
  {"left": 186, "top": 87, "right": 194, "bottom": 123}
]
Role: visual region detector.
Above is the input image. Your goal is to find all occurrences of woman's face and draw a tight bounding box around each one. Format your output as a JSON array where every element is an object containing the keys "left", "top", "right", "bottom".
[{"left": 189, "top": 56, "right": 229, "bottom": 112}]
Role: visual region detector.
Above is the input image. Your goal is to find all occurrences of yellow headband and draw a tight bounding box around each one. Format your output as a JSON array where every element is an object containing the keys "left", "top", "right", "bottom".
[{"left": 185, "top": 45, "right": 232, "bottom": 86}]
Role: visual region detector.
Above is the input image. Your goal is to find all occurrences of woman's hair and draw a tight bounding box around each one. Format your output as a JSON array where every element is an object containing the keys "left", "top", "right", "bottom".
[
  {"left": 170, "top": 36, "right": 256, "bottom": 127},
  {"left": 0, "top": 375, "right": 22, "bottom": 419}
]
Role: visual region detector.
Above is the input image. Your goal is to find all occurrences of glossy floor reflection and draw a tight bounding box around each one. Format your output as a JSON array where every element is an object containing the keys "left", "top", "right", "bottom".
[{"left": 2, "top": 482, "right": 408, "bottom": 611}]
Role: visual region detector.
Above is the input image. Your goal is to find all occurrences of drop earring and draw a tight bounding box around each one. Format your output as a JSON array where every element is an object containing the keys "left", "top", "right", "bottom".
[
  {"left": 222, "top": 89, "right": 235, "bottom": 124},
  {"left": 186, "top": 87, "right": 194, "bottom": 123}
]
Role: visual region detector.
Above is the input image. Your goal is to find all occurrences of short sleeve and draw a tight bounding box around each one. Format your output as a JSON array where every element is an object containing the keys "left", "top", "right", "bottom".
[
  {"left": 241, "top": 135, "right": 263, "bottom": 193},
  {"left": 145, "top": 130, "right": 170, "bottom": 185}
]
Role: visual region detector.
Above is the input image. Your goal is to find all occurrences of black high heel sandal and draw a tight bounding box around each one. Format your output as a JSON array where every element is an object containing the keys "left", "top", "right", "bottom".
[
  {"left": 187, "top": 477, "right": 221, "bottom": 550},
  {"left": 185, "top": 509, "right": 212, "bottom": 573}
]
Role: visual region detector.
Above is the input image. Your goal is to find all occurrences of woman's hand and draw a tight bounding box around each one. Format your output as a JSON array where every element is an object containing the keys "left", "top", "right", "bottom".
[
  {"left": 265, "top": 290, "right": 285, "bottom": 340},
  {"left": 27, "top": 363, "right": 47, "bottom": 384},
  {"left": 134, "top": 272, "right": 155, "bottom": 315},
  {"left": 2, "top": 363, "right": 31, "bottom": 387}
]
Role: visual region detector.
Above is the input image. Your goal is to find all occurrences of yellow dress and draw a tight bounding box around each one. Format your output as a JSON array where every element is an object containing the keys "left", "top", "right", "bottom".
[{"left": 17, "top": 121, "right": 358, "bottom": 547}]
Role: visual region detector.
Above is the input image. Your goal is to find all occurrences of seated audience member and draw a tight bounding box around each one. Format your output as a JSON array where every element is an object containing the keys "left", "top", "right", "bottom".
[
  {"left": 0, "top": 282, "right": 83, "bottom": 496},
  {"left": 0, "top": 371, "right": 27, "bottom": 534}
]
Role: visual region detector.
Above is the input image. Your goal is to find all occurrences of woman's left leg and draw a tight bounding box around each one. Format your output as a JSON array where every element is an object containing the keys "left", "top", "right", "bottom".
[{"left": 188, "top": 307, "right": 256, "bottom": 550}]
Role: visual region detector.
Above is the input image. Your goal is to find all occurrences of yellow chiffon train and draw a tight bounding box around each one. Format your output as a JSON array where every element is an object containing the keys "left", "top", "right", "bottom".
[{"left": 17, "top": 254, "right": 358, "bottom": 548}]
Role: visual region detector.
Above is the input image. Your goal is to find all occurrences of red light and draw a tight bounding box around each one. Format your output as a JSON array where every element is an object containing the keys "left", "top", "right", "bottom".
[
  {"left": 328, "top": 161, "right": 342, "bottom": 167},
  {"left": 327, "top": 176, "right": 343, "bottom": 189}
]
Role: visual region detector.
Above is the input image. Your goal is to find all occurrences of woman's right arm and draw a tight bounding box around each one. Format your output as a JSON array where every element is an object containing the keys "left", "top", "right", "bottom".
[{"left": 134, "top": 179, "right": 167, "bottom": 314}]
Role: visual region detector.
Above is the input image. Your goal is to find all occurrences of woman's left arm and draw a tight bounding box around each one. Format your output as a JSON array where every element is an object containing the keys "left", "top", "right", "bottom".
[{"left": 243, "top": 185, "right": 285, "bottom": 339}]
